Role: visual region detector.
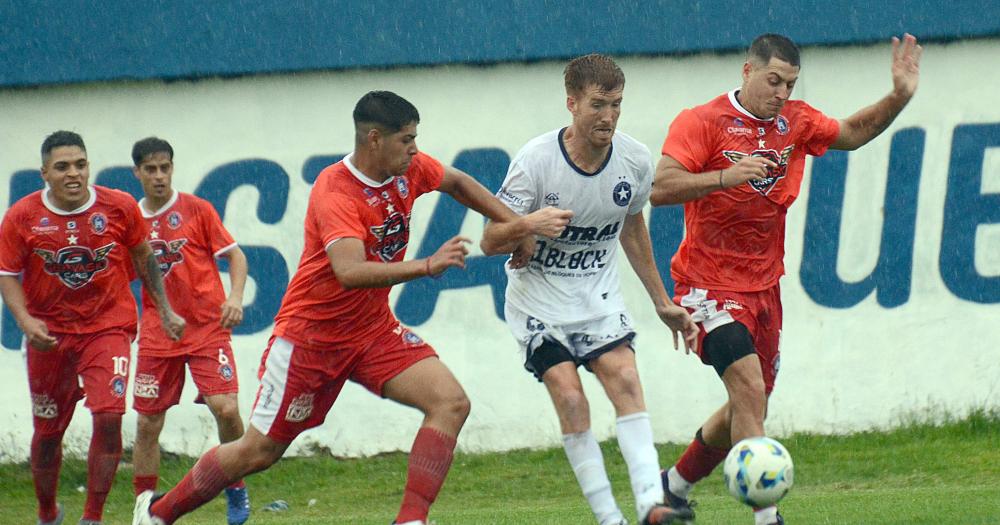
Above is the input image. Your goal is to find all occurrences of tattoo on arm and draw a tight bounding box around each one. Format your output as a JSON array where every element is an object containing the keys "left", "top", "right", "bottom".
[{"left": 136, "top": 252, "right": 170, "bottom": 310}]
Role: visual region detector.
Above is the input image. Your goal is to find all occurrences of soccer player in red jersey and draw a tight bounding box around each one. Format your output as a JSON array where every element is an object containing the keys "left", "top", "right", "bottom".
[
  {"left": 133, "top": 91, "right": 568, "bottom": 525},
  {"left": 0, "top": 131, "right": 185, "bottom": 525},
  {"left": 650, "top": 34, "right": 922, "bottom": 525},
  {"left": 128, "top": 137, "right": 252, "bottom": 525}
]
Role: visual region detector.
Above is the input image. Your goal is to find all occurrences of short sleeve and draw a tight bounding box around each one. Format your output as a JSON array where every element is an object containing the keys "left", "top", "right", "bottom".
[
  {"left": 120, "top": 198, "right": 149, "bottom": 249},
  {"left": 628, "top": 152, "right": 654, "bottom": 216},
  {"left": 798, "top": 101, "right": 841, "bottom": 157},
  {"left": 407, "top": 152, "right": 446, "bottom": 196},
  {"left": 661, "top": 108, "right": 713, "bottom": 173},
  {"left": 495, "top": 159, "right": 537, "bottom": 216},
  {"left": 0, "top": 207, "right": 27, "bottom": 274},
  {"left": 311, "top": 186, "right": 366, "bottom": 249},
  {"left": 199, "top": 201, "right": 237, "bottom": 257}
]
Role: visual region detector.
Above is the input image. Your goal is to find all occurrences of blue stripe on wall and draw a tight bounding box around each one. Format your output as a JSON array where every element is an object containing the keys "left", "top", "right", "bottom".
[{"left": 1, "top": 1, "right": 997, "bottom": 87}]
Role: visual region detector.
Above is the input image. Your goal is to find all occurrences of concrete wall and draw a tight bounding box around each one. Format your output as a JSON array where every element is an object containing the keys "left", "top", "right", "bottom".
[{"left": 1, "top": 38, "right": 998, "bottom": 460}]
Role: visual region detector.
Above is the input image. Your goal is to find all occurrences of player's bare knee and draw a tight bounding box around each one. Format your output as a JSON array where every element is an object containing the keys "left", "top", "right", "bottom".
[
  {"left": 440, "top": 391, "right": 471, "bottom": 423},
  {"left": 551, "top": 386, "right": 589, "bottom": 416},
  {"left": 137, "top": 413, "right": 166, "bottom": 436}
]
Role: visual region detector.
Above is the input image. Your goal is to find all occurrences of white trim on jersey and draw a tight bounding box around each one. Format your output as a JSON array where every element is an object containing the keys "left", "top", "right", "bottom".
[
  {"left": 0, "top": 269, "right": 21, "bottom": 276},
  {"left": 41, "top": 185, "right": 98, "bottom": 215},
  {"left": 138, "top": 191, "right": 180, "bottom": 218},
  {"left": 344, "top": 153, "right": 395, "bottom": 188},
  {"left": 249, "top": 336, "right": 295, "bottom": 436},
  {"left": 679, "top": 287, "right": 735, "bottom": 333},
  {"left": 213, "top": 241, "right": 239, "bottom": 258},
  {"left": 727, "top": 89, "right": 775, "bottom": 122}
]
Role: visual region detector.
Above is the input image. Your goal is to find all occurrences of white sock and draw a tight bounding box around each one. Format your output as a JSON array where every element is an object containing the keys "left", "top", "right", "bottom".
[
  {"left": 562, "top": 430, "right": 624, "bottom": 525},
  {"left": 616, "top": 412, "right": 664, "bottom": 520},
  {"left": 666, "top": 466, "right": 694, "bottom": 499},
  {"left": 754, "top": 505, "right": 778, "bottom": 525}
]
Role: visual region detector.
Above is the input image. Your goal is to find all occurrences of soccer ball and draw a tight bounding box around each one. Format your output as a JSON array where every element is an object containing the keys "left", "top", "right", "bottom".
[{"left": 723, "top": 436, "right": 794, "bottom": 507}]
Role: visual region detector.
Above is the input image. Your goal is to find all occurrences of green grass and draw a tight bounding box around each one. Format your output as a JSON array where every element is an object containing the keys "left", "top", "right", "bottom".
[{"left": 3, "top": 408, "right": 999, "bottom": 524}]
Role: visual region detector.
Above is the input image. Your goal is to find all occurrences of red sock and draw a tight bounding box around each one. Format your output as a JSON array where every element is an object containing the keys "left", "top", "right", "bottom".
[
  {"left": 134, "top": 474, "right": 158, "bottom": 496},
  {"left": 395, "top": 427, "right": 457, "bottom": 524},
  {"left": 83, "top": 413, "right": 122, "bottom": 521},
  {"left": 675, "top": 428, "right": 729, "bottom": 483},
  {"left": 151, "top": 447, "right": 235, "bottom": 523},
  {"left": 31, "top": 431, "right": 64, "bottom": 522}
]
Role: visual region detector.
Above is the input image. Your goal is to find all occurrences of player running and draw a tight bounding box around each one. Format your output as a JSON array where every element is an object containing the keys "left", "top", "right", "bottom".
[
  {"left": 651, "top": 33, "right": 922, "bottom": 525},
  {"left": 128, "top": 137, "right": 252, "bottom": 525},
  {"left": 482, "top": 54, "right": 699, "bottom": 525}
]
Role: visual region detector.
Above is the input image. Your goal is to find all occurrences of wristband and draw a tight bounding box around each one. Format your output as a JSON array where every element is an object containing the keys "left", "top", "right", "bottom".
[{"left": 425, "top": 258, "right": 441, "bottom": 279}]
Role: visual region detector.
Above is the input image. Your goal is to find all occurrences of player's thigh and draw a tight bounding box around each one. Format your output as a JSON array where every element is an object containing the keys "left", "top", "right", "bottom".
[
  {"left": 380, "top": 356, "right": 467, "bottom": 414},
  {"left": 26, "top": 338, "right": 82, "bottom": 434},
  {"left": 76, "top": 329, "right": 132, "bottom": 414},
  {"left": 351, "top": 325, "right": 444, "bottom": 402},
  {"left": 187, "top": 342, "right": 240, "bottom": 397},
  {"left": 133, "top": 352, "right": 187, "bottom": 415},
  {"left": 249, "top": 336, "right": 356, "bottom": 443}
]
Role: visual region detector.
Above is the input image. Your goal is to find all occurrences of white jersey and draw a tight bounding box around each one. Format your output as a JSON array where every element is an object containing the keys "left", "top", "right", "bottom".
[{"left": 497, "top": 128, "right": 653, "bottom": 325}]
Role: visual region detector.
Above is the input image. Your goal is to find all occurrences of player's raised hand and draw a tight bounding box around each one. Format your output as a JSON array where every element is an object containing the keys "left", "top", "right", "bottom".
[
  {"left": 891, "top": 33, "right": 922, "bottom": 99},
  {"left": 723, "top": 156, "right": 777, "bottom": 189},
  {"left": 427, "top": 235, "right": 471, "bottom": 276},
  {"left": 160, "top": 309, "right": 187, "bottom": 341},
  {"left": 220, "top": 296, "right": 244, "bottom": 329},
  {"left": 655, "top": 303, "right": 699, "bottom": 354},
  {"left": 21, "top": 315, "right": 57, "bottom": 351},
  {"left": 525, "top": 206, "right": 574, "bottom": 239}
]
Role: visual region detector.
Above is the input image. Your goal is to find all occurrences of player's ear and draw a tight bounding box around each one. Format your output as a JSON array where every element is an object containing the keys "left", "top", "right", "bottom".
[
  {"left": 566, "top": 94, "right": 577, "bottom": 114},
  {"left": 742, "top": 62, "right": 753, "bottom": 82},
  {"left": 367, "top": 127, "right": 381, "bottom": 150}
]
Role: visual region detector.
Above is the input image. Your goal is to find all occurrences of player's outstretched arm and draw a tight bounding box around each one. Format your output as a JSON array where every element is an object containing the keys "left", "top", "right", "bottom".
[
  {"left": 481, "top": 207, "right": 574, "bottom": 256},
  {"left": 0, "top": 275, "right": 58, "bottom": 350},
  {"left": 832, "top": 33, "right": 922, "bottom": 151},
  {"left": 130, "top": 241, "right": 186, "bottom": 341},
  {"left": 618, "top": 211, "right": 698, "bottom": 353},
  {"left": 328, "top": 235, "right": 471, "bottom": 288},
  {"left": 651, "top": 154, "right": 774, "bottom": 206},
  {"left": 218, "top": 246, "right": 247, "bottom": 328}
]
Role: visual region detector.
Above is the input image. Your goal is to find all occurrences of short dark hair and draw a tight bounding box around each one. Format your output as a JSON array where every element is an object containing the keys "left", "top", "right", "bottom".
[
  {"left": 564, "top": 54, "right": 625, "bottom": 95},
  {"left": 353, "top": 91, "right": 420, "bottom": 135},
  {"left": 132, "top": 137, "right": 174, "bottom": 166},
  {"left": 41, "top": 130, "right": 86, "bottom": 164},
  {"left": 748, "top": 33, "right": 800, "bottom": 67}
]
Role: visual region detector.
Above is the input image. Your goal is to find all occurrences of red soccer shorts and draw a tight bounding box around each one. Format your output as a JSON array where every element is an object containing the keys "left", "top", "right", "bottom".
[
  {"left": 133, "top": 342, "right": 240, "bottom": 415},
  {"left": 674, "top": 283, "right": 783, "bottom": 394},
  {"left": 26, "top": 329, "right": 132, "bottom": 435},
  {"left": 249, "top": 324, "right": 437, "bottom": 443}
]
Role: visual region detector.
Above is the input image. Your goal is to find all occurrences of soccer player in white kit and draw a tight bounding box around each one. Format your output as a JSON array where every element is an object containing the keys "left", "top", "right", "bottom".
[{"left": 482, "top": 54, "right": 699, "bottom": 525}]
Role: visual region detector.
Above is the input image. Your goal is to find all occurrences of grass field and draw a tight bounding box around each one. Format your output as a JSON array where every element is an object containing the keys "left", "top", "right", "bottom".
[{"left": 3, "top": 409, "right": 998, "bottom": 524}]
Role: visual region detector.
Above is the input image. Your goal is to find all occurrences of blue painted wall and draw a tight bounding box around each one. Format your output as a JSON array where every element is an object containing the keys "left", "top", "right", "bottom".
[{"left": 2, "top": 0, "right": 997, "bottom": 87}]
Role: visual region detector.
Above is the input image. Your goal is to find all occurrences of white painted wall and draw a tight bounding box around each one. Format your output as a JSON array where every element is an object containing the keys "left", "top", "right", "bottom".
[{"left": 0, "top": 39, "right": 997, "bottom": 461}]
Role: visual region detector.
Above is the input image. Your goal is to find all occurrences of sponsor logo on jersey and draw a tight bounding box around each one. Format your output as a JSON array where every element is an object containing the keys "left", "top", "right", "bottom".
[
  {"left": 723, "top": 299, "right": 745, "bottom": 311},
  {"left": 89, "top": 213, "right": 108, "bottom": 234},
  {"left": 285, "top": 393, "right": 315, "bottom": 423},
  {"left": 34, "top": 242, "right": 116, "bottom": 289},
  {"left": 396, "top": 176, "right": 410, "bottom": 198},
  {"left": 149, "top": 238, "right": 188, "bottom": 276},
  {"left": 134, "top": 374, "right": 160, "bottom": 399},
  {"left": 31, "top": 393, "right": 58, "bottom": 419},
  {"left": 362, "top": 188, "right": 380, "bottom": 206},
  {"left": 110, "top": 376, "right": 127, "bottom": 398},
  {"left": 612, "top": 181, "right": 632, "bottom": 207},
  {"left": 776, "top": 115, "right": 790, "bottom": 135},
  {"left": 526, "top": 316, "right": 546, "bottom": 332},
  {"left": 219, "top": 363, "right": 234, "bottom": 381},
  {"left": 497, "top": 188, "right": 525, "bottom": 207},
  {"left": 66, "top": 221, "right": 77, "bottom": 231},
  {"left": 369, "top": 211, "right": 408, "bottom": 262},
  {"left": 167, "top": 211, "right": 182, "bottom": 229},
  {"left": 402, "top": 331, "right": 423, "bottom": 345},
  {"left": 557, "top": 222, "right": 620, "bottom": 242},
  {"left": 31, "top": 224, "right": 60, "bottom": 233},
  {"left": 722, "top": 145, "right": 794, "bottom": 196},
  {"left": 544, "top": 192, "right": 560, "bottom": 206},
  {"left": 727, "top": 118, "right": 754, "bottom": 135},
  {"left": 531, "top": 241, "right": 608, "bottom": 271}
]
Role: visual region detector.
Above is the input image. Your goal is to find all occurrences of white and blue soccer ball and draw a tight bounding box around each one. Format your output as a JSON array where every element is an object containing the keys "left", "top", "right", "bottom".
[{"left": 723, "top": 436, "right": 794, "bottom": 507}]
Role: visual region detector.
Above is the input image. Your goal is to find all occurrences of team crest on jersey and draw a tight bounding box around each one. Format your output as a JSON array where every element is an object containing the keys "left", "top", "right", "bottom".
[
  {"left": 396, "top": 176, "right": 410, "bottom": 198},
  {"left": 31, "top": 393, "right": 58, "bottom": 419},
  {"left": 66, "top": 221, "right": 77, "bottom": 231},
  {"left": 526, "top": 316, "right": 546, "bottom": 332},
  {"left": 149, "top": 238, "right": 188, "bottom": 276},
  {"left": 369, "top": 211, "right": 408, "bottom": 262},
  {"left": 722, "top": 145, "right": 794, "bottom": 196},
  {"left": 545, "top": 192, "right": 560, "bottom": 206},
  {"left": 110, "top": 376, "right": 127, "bottom": 398},
  {"left": 776, "top": 115, "right": 790, "bottom": 135},
  {"left": 134, "top": 374, "right": 160, "bottom": 399},
  {"left": 612, "top": 181, "right": 632, "bottom": 207},
  {"left": 89, "top": 213, "right": 108, "bottom": 234},
  {"left": 219, "top": 363, "right": 234, "bottom": 381},
  {"left": 34, "top": 242, "right": 116, "bottom": 289},
  {"left": 167, "top": 211, "right": 182, "bottom": 229},
  {"left": 285, "top": 393, "right": 315, "bottom": 423},
  {"left": 402, "top": 331, "right": 423, "bottom": 345}
]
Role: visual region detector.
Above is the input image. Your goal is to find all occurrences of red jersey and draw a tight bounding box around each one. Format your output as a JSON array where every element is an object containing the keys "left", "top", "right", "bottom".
[
  {"left": 138, "top": 192, "right": 237, "bottom": 356},
  {"left": 662, "top": 90, "right": 840, "bottom": 292},
  {"left": 0, "top": 186, "right": 148, "bottom": 334},
  {"left": 273, "top": 152, "right": 444, "bottom": 349}
]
